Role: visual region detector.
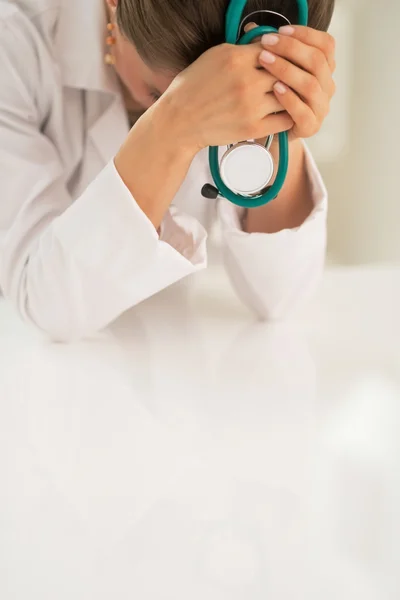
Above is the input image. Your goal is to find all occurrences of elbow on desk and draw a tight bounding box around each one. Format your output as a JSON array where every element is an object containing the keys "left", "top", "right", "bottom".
[
  {"left": 0, "top": 259, "right": 96, "bottom": 344},
  {"left": 222, "top": 246, "right": 326, "bottom": 323}
]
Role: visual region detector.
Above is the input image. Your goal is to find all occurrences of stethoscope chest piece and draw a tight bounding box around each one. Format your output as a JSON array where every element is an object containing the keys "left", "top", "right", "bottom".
[{"left": 220, "top": 142, "right": 274, "bottom": 197}]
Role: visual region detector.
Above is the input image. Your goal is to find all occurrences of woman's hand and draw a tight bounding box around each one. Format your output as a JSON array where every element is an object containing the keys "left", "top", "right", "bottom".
[
  {"left": 162, "top": 42, "right": 293, "bottom": 152},
  {"left": 259, "top": 26, "right": 336, "bottom": 141}
]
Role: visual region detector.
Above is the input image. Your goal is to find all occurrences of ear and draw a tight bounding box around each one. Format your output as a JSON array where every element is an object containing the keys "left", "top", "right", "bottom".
[{"left": 106, "top": 0, "right": 118, "bottom": 12}]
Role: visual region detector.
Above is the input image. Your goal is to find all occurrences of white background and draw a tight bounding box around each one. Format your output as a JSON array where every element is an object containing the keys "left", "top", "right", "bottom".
[{"left": 309, "top": 0, "right": 400, "bottom": 265}]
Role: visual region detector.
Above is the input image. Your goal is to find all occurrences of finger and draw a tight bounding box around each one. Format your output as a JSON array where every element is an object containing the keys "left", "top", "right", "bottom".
[
  {"left": 229, "top": 42, "right": 272, "bottom": 69},
  {"left": 244, "top": 21, "right": 263, "bottom": 44},
  {"left": 278, "top": 26, "right": 336, "bottom": 73},
  {"left": 261, "top": 33, "right": 334, "bottom": 96},
  {"left": 259, "top": 51, "right": 329, "bottom": 116},
  {"left": 254, "top": 67, "right": 278, "bottom": 93},
  {"left": 272, "top": 82, "right": 321, "bottom": 137},
  {"left": 261, "top": 91, "right": 285, "bottom": 116},
  {"left": 244, "top": 22, "right": 258, "bottom": 33},
  {"left": 257, "top": 112, "right": 294, "bottom": 138}
]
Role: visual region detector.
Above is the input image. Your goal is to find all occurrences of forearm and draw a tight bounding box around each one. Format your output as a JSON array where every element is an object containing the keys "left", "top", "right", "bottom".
[
  {"left": 245, "top": 138, "right": 314, "bottom": 234},
  {"left": 114, "top": 99, "right": 197, "bottom": 230}
]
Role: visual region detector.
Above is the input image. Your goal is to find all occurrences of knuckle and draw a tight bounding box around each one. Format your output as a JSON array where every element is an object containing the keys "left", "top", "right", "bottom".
[
  {"left": 218, "top": 43, "right": 231, "bottom": 58},
  {"left": 281, "top": 119, "right": 294, "bottom": 134},
  {"left": 277, "top": 34, "right": 290, "bottom": 51},
  {"left": 325, "top": 33, "right": 336, "bottom": 55},
  {"left": 310, "top": 115, "right": 321, "bottom": 135},
  {"left": 313, "top": 122, "right": 321, "bottom": 136},
  {"left": 221, "top": 44, "right": 236, "bottom": 67},
  {"left": 283, "top": 113, "right": 295, "bottom": 129},
  {"left": 303, "top": 116, "right": 318, "bottom": 137},
  {"left": 234, "top": 77, "right": 249, "bottom": 101},
  {"left": 269, "top": 114, "right": 292, "bottom": 135},
  {"left": 248, "top": 123, "right": 261, "bottom": 139},
  {"left": 240, "top": 118, "right": 257, "bottom": 139},
  {"left": 278, "top": 61, "right": 291, "bottom": 80},
  {"left": 304, "top": 76, "right": 320, "bottom": 98},
  {"left": 311, "top": 49, "right": 325, "bottom": 71},
  {"left": 299, "top": 26, "right": 309, "bottom": 42},
  {"left": 226, "top": 46, "right": 243, "bottom": 69},
  {"left": 321, "top": 98, "right": 330, "bottom": 119}
]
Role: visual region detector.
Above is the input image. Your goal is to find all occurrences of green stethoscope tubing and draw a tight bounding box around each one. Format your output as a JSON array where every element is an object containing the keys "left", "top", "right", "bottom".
[{"left": 209, "top": 0, "right": 309, "bottom": 208}]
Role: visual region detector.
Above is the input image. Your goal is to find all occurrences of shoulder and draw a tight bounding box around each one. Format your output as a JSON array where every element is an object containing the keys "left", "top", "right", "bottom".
[
  {"left": 0, "top": 1, "right": 61, "bottom": 52},
  {"left": 0, "top": 0, "right": 60, "bottom": 22},
  {"left": 0, "top": 0, "right": 61, "bottom": 116}
]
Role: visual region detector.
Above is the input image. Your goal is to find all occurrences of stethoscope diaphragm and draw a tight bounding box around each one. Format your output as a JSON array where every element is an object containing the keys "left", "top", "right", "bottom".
[{"left": 220, "top": 141, "right": 275, "bottom": 197}]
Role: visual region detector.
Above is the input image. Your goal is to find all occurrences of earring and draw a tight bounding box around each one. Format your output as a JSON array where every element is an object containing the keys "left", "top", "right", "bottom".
[{"left": 105, "top": 22, "right": 116, "bottom": 65}]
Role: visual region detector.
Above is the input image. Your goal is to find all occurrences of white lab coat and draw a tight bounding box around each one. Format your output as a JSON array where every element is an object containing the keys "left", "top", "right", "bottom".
[{"left": 0, "top": 0, "right": 327, "bottom": 342}]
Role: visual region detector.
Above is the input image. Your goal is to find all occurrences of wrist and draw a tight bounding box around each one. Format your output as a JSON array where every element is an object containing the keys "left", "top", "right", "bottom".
[
  {"left": 245, "top": 138, "right": 311, "bottom": 234},
  {"left": 155, "top": 91, "right": 202, "bottom": 157},
  {"left": 116, "top": 100, "right": 196, "bottom": 189},
  {"left": 114, "top": 98, "right": 198, "bottom": 229}
]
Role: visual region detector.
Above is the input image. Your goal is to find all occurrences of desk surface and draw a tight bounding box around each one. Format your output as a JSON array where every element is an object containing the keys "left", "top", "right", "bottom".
[{"left": 1, "top": 263, "right": 399, "bottom": 600}]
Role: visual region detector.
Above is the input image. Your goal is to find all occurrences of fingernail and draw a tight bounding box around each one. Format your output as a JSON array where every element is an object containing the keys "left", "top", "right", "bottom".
[
  {"left": 261, "top": 34, "right": 279, "bottom": 46},
  {"left": 260, "top": 50, "right": 276, "bottom": 64},
  {"left": 244, "top": 21, "right": 257, "bottom": 32},
  {"left": 274, "top": 82, "right": 288, "bottom": 94},
  {"left": 279, "top": 26, "right": 295, "bottom": 35}
]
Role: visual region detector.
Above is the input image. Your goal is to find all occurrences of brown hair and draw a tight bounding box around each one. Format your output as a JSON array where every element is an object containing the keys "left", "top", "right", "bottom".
[{"left": 116, "top": 0, "right": 335, "bottom": 72}]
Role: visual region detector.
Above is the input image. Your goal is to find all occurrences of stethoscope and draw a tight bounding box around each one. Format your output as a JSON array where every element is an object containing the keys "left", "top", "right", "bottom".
[{"left": 202, "top": 0, "right": 309, "bottom": 208}]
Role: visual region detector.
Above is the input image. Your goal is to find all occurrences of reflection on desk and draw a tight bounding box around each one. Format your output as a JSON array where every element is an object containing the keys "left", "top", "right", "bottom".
[{"left": 0, "top": 265, "right": 399, "bottom": 600}]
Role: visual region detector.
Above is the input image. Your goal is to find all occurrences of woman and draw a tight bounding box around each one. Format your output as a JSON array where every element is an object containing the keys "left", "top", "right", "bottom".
[{"left": 0, "top": 0, "right": 336, "bottom": 341}]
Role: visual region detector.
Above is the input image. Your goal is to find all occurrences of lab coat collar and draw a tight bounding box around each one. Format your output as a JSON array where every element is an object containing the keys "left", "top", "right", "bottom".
[
  {"left": 53, "top": 0, "right": 129, "bottom": 165},
  {"left": 54, "top": 0, "right": 120, "bottom": 96}
]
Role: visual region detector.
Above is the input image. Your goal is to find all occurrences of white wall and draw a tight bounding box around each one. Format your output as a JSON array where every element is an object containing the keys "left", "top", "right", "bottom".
[{"left": 309, "top": 0, "right": 400, "bottom": 265}]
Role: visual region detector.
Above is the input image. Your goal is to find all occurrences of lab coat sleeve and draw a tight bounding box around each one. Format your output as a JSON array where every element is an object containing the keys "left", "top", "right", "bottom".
[
  {"left": 217, "top": 143, "right": 327, "bottom": 320},
  {"left": 0, "top": 13, "right": 207, "bottom": 342}
]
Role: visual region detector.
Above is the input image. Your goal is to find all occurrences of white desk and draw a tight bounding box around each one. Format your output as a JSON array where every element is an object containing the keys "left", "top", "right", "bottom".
[{"left": 1, "top": 261, "right": 399, "bottom": 600}]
